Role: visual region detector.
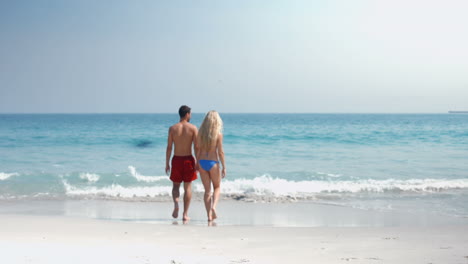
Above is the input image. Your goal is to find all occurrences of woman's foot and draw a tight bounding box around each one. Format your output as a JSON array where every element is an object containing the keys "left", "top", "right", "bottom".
[
  {"left": 211, "top": 208, "right": 218, "bottom": 220},
  {"left": 182, "top": 212, "right": 190, "bottom": 221},
  {"left": 207, "top": 210, "right": 213, "bottom": 222}
]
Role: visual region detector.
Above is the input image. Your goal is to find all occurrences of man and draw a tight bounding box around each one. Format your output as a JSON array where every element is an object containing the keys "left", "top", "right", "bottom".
[{"left": 166, "top": 105, "right": 198, "bottom": 221}]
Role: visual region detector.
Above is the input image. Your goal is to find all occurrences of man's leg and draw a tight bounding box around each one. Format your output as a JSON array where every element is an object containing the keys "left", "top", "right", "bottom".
[
  {"left": 172, "top": 182, "right": 181, "bottom": 218},
  {"left": 182, "top": 181, "right": 192, "bottom": 221}
]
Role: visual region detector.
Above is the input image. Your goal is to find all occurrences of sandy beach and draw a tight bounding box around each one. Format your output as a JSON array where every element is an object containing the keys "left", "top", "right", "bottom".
[{"left": 1, "top": 200, "right": 468, "bottom": 264}]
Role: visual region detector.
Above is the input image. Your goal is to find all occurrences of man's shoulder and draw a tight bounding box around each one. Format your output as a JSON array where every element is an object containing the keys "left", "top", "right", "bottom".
[
  {"left": 188, "top": 123, "right": 198, "bottom": 130},
  {"left": 171, "top": 122, "right": 183, "bottom": 128},
  {"left": 181, "top": 122, "right": 197, "bottom": 130},
  {"left": 168, "top": 123, "right": 180, "bottom": 132},
  {"left": 171, "top": 122, "right": 197, "bottom": 133}
]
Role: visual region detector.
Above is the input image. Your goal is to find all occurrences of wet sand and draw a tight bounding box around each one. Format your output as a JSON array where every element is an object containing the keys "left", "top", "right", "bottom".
[{"left": 1, "top": 200, "right": 468, "bottom": 263}]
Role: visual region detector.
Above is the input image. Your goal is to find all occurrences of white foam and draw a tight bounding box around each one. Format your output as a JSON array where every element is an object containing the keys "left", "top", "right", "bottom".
[
  {"left": 63, "top": 181, "right": 172, "bottom": 198},
  {"left": 220, "top": 175, "right": 468, "bottom": 197},
  {"left": 79, "top": 173, "right": 100, "bottom": 183},
  {"left": 317, "top": 172, "right": 342, "bottom": 178},
  {"left": 128, "top": 166, "right": 167, "bottom": 183},
  {"left": 61, "top": 175, "right": 468, "bottom": 200},
  {"left": 0, "top": 172, "right": 19, "bottom": 181}
]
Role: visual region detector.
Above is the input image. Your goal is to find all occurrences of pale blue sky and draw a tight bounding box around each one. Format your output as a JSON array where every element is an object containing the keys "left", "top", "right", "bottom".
[{"left": 1, "top": 0, "right": 467, "bottom": 113}]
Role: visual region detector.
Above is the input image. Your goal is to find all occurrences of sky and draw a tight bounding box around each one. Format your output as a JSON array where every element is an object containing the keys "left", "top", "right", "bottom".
[{"left": 0, "top": 0, "right": 467, "bottom": 113}]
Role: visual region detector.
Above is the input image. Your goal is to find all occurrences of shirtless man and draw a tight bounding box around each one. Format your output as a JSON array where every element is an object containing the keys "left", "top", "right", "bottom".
[{"left": 166, "top": 105, "right": 198, "bottom": 221}]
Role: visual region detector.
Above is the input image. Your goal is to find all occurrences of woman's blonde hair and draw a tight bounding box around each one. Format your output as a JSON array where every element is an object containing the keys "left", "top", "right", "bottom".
[{"left": 198, "top": 110, "right": 223, "bottom": 150}]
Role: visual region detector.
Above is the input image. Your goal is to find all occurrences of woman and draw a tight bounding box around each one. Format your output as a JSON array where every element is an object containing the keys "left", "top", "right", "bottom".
[{"left": 196, "top": 110, "right": 226, "bottom": 221}]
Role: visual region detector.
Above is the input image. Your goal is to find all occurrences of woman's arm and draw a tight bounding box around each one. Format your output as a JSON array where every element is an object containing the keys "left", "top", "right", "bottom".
[
  {"left": 193, "top": 127, "right": 199, "bottom": 171},
  {"left": 217, "top": 133, "right": 226, "bottom": 178},
  {"left": 195, "top": 136, "right": 201, "bottom": 170}
]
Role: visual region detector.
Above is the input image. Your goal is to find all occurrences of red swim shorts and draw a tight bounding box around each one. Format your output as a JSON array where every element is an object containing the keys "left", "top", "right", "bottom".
[{"left": 170, "top": 155, "right": 197, "bottom": 183}]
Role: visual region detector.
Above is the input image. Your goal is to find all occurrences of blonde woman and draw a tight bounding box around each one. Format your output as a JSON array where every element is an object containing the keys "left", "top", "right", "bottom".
[{"left": 196, "top": 111, "right": 226, "bottom": 221}]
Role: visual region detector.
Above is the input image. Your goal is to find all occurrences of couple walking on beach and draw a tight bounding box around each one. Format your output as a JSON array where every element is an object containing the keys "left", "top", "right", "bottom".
[{"left": 165, "top": 105, "right": 226, "bottom": 222}]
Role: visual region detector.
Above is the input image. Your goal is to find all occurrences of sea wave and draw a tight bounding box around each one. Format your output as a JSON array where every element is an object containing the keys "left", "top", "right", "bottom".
[
  {"left": 128, "top": 166, "right": 167, "bottom": 183},
  {"left": 220, "top": 175, "right": 468, "bottom": 196},
  {"left": 2, "top": 171, "right": 468, "bottom": 201},
  {"left": 79, "top": 173, "right": 100, "bottom": 183},
  {"left": 58, "top": 175, "right": 468, "bottom": 201},
  {"left": 0, "top": 172, "right": 19, "bottom": 181},
  {"left": 63, "top": 181, "right": 172, "bottom": 199}
]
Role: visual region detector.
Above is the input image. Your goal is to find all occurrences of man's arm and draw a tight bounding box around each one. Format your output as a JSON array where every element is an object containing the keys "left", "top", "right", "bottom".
[{"left": 165, "top": 127, "right": 173, "bottom": 175}]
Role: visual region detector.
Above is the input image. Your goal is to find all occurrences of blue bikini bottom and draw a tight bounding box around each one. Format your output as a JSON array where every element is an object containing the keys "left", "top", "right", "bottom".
[{"left": 199, "top": 160, "right": 219, "bottom": 171}]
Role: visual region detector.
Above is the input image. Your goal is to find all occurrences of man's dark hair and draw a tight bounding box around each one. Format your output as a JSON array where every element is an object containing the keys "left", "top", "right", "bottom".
[{"left": 179, "top": 105, "right": 191, "bottom": 118}]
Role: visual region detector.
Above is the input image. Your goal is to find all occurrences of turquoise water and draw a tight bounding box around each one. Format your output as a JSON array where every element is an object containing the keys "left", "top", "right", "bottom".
[{"left": 1, "top": 114, "right": 468, "bottom": 217}]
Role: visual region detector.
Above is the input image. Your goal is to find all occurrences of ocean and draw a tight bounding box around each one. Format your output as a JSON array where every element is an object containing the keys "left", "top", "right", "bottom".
[{"left": 1, "top": 113, "right": 468, "bottom": 218}]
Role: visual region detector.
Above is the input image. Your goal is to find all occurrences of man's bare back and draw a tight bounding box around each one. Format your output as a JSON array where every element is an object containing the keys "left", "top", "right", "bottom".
[
  {"left": 165, "top": 120, "right": 198, "bottom": 176},
  {"left": 169, "top": 122, "right": 198, "bottom": 156}
]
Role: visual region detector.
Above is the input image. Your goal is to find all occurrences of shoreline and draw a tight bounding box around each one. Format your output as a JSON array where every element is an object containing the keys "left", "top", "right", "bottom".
[{"left": 1, "top": 199, "right": 467, "bottom": 227}]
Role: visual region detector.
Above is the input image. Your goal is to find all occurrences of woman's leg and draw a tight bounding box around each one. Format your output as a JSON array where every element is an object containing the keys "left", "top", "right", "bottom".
[
  {"left": 199, "top": 168, "right": 213, "bottom": 221},
  {"left": 210, "top": 164, "right": 222, "bottom": 220}
]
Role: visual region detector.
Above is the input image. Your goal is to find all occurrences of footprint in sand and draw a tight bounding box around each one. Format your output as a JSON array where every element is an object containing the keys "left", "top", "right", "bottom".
[
  {"left": 230, "top": 259, "right": 250, "bottom": 263},
  {"left": 341, "top": 257, "right": 358, "bottom": 261}
]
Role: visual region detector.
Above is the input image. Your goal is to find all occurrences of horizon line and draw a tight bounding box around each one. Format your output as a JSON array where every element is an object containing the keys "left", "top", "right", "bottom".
[{"left": 0, "top": 112, "right": 455, "bottom": 115}]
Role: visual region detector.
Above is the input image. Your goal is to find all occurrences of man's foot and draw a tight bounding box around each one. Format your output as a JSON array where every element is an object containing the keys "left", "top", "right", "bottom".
[
  {"left": 211, "top": 208, "right": 218, "bottom": 220},
  {"left": 172, "top": 207, "right": 179, "bottom": 218}
]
